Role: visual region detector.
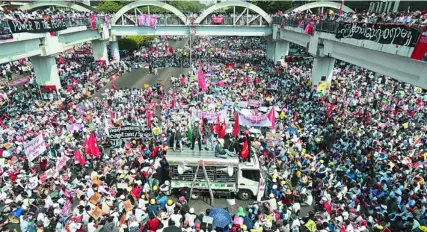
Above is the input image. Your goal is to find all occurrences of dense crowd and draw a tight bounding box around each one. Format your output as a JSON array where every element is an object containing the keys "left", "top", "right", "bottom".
[
  {"left": 0, "top": 35, "right": 427, "bottom": 232},
  {"left": 280, "top": 9, "right": 427, "bottom": 27},
  {"left": 0, "top": 9, "right": 107, "bottom": 22}
]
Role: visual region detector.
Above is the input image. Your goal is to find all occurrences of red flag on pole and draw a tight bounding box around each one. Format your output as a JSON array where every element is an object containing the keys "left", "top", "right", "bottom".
[
  {"left": 147, "top": 110, "right": 151, "bottom": 127},
  {"left": 216, "top": 116, "right": 221, "bottom": 134},
  {"left": 84, "top": 132, "right": 100, "bottom": 158},
  {"left": 240, "top": 138, "right": 249, "bottom": 159},
  {"left": 232, "top": 113, "right": 240, "bottom": 137},
  {"left": 0, "top": 118, "right": 6, "bottom": 130},
  {"left": 267, "top": 108, "right": 276, "bottom": 130},
  {"left": 171, "top": 92, "right": 176, "bottom": 109},
  {"left": 339, "top": 0, "right": 343, "bottom": 14},
  {"left": 73, "top": 149, "right": 86, "bottom": 165},
  {"left": 219, "top": 120, "right": 226, "bottom": 139}
]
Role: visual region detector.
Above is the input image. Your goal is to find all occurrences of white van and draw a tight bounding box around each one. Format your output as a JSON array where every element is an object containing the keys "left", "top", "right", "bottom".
[{"left": 165, "top": 151, "right": 264, "bottom": 200}]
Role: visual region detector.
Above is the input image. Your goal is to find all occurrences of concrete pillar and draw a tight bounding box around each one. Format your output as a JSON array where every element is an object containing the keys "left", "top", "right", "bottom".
[
  {"left": 92, "top": 40, "right": 109, "bottom": 65},
  {"left": 392, "top": 0, "right": 400, "bottom": 12},
  {"left": 274, "top": 40, "right": 290, "bottom": 63},
  {"left": 266, "top": 42, "right": 275, "bottom": 61},
  {"left": 311, "top": 56, "right": 335, "bottom": 90},
  {"left": 31, "top": 56, "right": 61, "bottom": 89},
  {"left": 110, "top": 41, "right": 120, "bottom": 62}
]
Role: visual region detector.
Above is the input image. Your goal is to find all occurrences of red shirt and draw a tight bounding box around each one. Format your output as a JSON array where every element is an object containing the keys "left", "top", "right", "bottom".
[{"left": 147, "top": 218, "right": 160, "bottom": 231}]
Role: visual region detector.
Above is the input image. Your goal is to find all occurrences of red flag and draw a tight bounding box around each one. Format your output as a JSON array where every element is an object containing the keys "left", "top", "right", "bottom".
[
  {"left": 147, "top": 110, "right": 151, "bottom": 127},
  {"left": 216, "top": 116, "right": 221, "bottom": 134},
  {"left": 232, "top": 113, "right": 240, "bottom": 137},
  {"left": 0, "top": 118, "right": 6, "bottom": 130},
  {"left": 73, "top": 149, "right": 86, "bottom": 165},
  {"left": 112, "top": 84, "right": 118, "bottom": 91},
  {"left": 201, "top": 116, "right": 205, "bottom": 134},
  {"left": 219, "top": 120, "right": 226, "bottom": 139},
  {"left": 85, "top": 132, "right": 100, "bottom": 158},
  {"left": 240, "top": 138, "right": 249, "bottom": 159},
  {"left": 267, "top": 109, "right": 276, "bottom": 130},
  {"left": 339, "top": 0, "right": 343, "bottom": 14},
  {"left": 171, "top": 92, "right": 176, "bottom": 109},
  {"left": 109, "top": 110, "right": 116, "bottom": 119}
]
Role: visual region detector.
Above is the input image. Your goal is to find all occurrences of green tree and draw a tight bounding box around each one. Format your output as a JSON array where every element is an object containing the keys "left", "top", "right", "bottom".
[
  {"left": 97, "top": 1, "right": 127, "bottom": 13},
  {"left": 118, "top": 35, "right": 155, "bottom": 51},
  {"left": 252, "top": 0, "right": 292, "bottom": 13}
]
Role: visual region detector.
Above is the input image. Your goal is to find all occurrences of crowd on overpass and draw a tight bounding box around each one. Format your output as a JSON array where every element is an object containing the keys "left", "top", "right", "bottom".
[
  {"left": 0, "top": 34, "right": 427, "bottom": 232},
  {"left": 281, "top": 8, "right": 427, "bottom": 27},
  {"left": 0, "top": 8, "right": 109, "bottom": 22}
]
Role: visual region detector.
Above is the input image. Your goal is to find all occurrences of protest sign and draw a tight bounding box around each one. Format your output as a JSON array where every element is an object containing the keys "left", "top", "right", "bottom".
[
  {"left": 89, "top": 192, "right": 102, "bottom": 205},
  {"left": 8, "top": 19, "right": 67, "bottom": 33},
  {"left": 108, "top": 126, "right": 152, "bottom": 139},
  {"left": 24, "top": 134, "right": 46, "bottom": 162},
  {"left": 91, "top": 207, "right": 103, "bottom": 220},
  {"left": 124, "top": 200, "right": 133, "bottom": 212}
]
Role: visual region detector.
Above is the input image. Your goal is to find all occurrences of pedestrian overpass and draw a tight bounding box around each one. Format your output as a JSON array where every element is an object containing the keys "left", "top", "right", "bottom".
[{"left": 1, "top": 0, "right": 426, "bottom": 90}]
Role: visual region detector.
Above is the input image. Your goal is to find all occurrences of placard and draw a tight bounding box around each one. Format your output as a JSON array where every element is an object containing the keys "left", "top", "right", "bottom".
[
  {"left": 108, "top": 126, "right": 152, "bottom": 139},
  {"left": 24, "top": 134, "right": 46, "bottom": 162},
  {"left": 89, "top": 193, "right": 102, "bottom": 205},
  {"left": 91, "top": 207, "right": 103, "bottom": 220},
  {"left": 124, "top": 200, "right": 133, "bottom": 212},
  {"left": 202, "top": 216, "right": 214, "bottom": 224},
  {"left": 8, "top": 19, "right": 67, "bottom": 34}
]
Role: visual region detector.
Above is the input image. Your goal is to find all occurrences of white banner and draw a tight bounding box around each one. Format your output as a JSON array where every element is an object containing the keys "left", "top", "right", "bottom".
[
  {"left": 24, "top": 134, "right": 46, "bottom": 162},
  {"left": 191, "top": 109, "right": 228, "bottom": 123},
  {"left": 238, "top": 109, "right": 272, "bottom": 127}
]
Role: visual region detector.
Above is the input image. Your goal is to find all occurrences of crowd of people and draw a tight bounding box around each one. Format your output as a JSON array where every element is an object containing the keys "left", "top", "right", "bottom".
[{"left": 0, "top": 33, "right": 426, "bottom": 232}]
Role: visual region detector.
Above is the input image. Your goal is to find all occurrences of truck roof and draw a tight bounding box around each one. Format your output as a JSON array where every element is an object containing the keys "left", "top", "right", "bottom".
[
  {"left": 166, "top": 150, "right": 260, "bottom": 170},
  {"left": 166, "top": 150, "right": 240, "bottom": 166}
]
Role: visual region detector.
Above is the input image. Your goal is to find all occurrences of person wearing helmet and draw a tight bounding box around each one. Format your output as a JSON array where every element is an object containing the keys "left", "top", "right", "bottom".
[
  {"left": 166, "top": 199, "right": 176, "bottom": 215},
  {"left": 147, "top": 199, "right": 159, "bottom": 217}
]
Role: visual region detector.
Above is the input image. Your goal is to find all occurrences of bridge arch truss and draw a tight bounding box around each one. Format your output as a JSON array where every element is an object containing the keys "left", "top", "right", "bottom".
[
  {"left": 195, "top": 1, "right": 272, "bottom": 26},
  {"left": 292, "top": 2, "right": 354, "bottom": 13},
  {"left": 111, "top": 1, "right": 188, "bottom": 26}
]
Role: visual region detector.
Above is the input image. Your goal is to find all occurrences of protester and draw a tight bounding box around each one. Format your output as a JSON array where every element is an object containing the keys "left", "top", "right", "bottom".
[{"left": 0, "top": 33, "right": 427, "bottom": 232}]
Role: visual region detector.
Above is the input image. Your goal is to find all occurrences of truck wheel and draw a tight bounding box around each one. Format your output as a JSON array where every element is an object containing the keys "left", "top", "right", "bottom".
[{"left": 238, "top": 190, "right": 252, "bottom": 200}]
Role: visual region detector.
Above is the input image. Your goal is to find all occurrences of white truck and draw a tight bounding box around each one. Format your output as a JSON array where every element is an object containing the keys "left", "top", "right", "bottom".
[{"left": 165, "top": 152, "right": 265, "bottom": 200}]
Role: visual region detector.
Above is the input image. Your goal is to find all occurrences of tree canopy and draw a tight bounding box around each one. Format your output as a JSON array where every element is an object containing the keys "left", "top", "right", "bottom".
[
  {"left": 97, "top": 0, "right": 207, "bottom": 14},
  {"left": 118, "top": 35, "right": 155, "bottom": 51}
]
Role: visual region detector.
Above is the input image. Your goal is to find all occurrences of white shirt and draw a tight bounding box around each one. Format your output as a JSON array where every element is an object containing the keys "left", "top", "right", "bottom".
[{"left": 170, "top": 213, "right": 183, "bottom": 227}]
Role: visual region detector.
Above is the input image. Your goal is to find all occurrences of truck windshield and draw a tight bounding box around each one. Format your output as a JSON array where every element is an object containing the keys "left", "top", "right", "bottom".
[{"left": 241, "top": 169, "right": 260, "bottom": 181}]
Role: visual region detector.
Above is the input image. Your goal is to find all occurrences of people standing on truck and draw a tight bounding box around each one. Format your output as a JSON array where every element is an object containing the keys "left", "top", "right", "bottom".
[
  {"left": 203, "top": 118, "right": 215, "bottom": 151},
  {"left": 190, "top": 118, "right": 202, "bottom": 151}
]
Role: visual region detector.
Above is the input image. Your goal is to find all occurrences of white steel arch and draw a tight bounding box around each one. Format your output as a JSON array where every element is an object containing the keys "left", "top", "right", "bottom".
[
  {"left": 292, "top": 2, "right": 354, "bottom": 13},
  {"left": 20, "top": 1, "right": 93, "bottom": 12},
  {"left": 111, "top": 1, "right": 187, "bottom": 26},
  {"left": 195, "top": 1, "right": 272, "bottom": 25}
]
